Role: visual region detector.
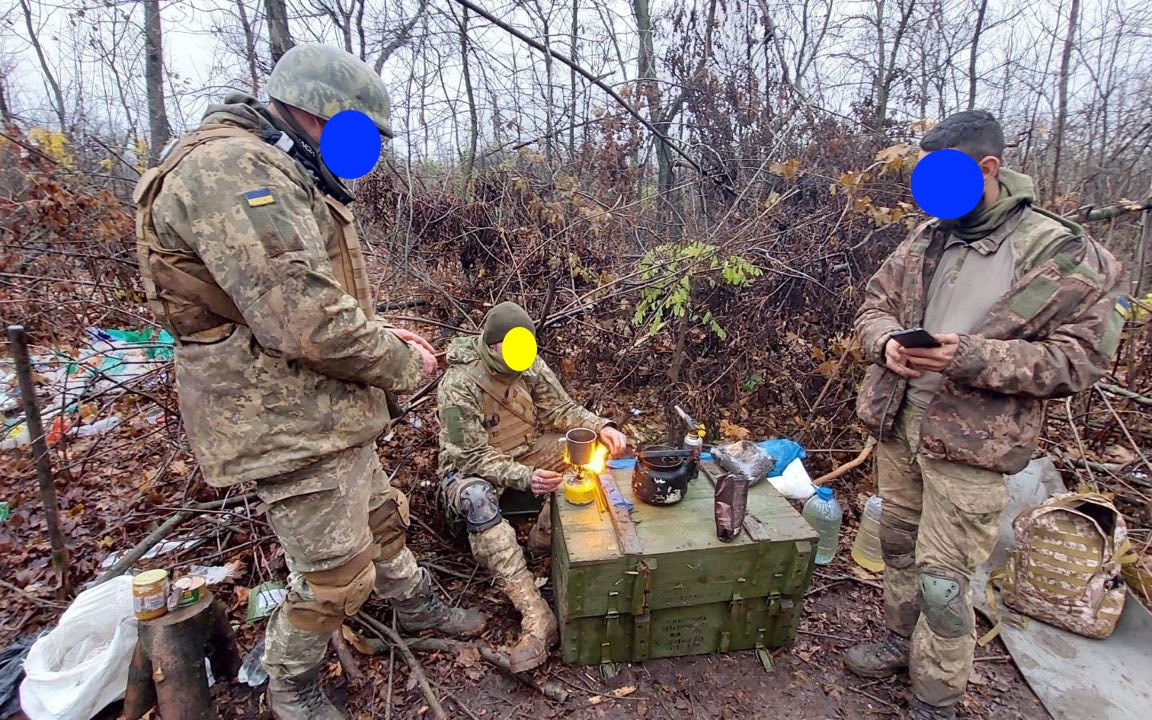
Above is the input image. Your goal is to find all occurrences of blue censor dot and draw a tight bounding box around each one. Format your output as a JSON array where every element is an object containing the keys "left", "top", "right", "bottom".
[
  {"left": 911, "top": 149, "right": 984, "bottom": 220},
  {"left": 320, "top": 110, "right": 382, "bottom": 179}
]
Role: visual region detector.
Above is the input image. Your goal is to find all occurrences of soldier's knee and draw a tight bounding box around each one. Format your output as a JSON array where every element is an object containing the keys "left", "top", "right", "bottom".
[
  {"left": 369, "top": 487, "right": 411, "bottom": 561},
  {"left": 879, "top": 512, "right": 918, "bottom": 569},
  {"left": 285, "top": 547, "right": 376, "bottom": 633},
  {"left": 458, "top": 479, "right": 502, "bottom": 533},
  {"left": 918, "top": 567, "right": 972, "bottom": 639}
]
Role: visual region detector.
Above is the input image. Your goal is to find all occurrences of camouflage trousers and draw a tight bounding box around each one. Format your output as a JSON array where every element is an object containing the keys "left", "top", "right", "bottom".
[
  {"left": 443, "top": 433, "right": 565, "bottom": 579},
  {"left": 877, "top": 405, "right": 1009, "bottom": 707},
  {"left": 257, "top": 442, "right": 422, "bottom": 680}
]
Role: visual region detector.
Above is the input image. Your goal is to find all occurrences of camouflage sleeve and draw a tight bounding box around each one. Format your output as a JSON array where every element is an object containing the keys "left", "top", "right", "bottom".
[
  {"left": 437, "top": 367, "right": 534, "bottom": 490},
  {"left": 164, "top": 139, "right": 422, "bottom": 393},
  {"left": 945, "top": 254, "right": 1126, "bottom": 398},
  {"left": 854, "top": 232, "right": 916, "bottom": 364},
  {"left": 524, "top": 358, "right": 611, "bottom": 432}
]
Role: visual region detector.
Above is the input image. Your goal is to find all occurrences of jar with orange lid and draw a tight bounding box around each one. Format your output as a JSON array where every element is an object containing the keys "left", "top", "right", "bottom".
[{"left": 132, "top": 569, "right": 170, "bottom": 621}]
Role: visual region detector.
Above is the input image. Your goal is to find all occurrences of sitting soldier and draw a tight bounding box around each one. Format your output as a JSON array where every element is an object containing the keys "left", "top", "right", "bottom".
[{"left": 436, "top": 302, "right": 628, "bottom": 672}]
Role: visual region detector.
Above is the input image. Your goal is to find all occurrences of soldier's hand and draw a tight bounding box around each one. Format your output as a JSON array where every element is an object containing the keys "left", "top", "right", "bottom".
[
  {"left": 530, "top": 469, "right": 564, "bottom": 495},
  {"left": 389, "top": 329, "right": 438, "bottom": 376},
  {"left": 903, "top": 333, "right": 960, "bottom": 372},
  {"left": 599, "top": 426, "right": 628, "bottom": 456},
  {"left": 884, "top": 338, "right": 922, "bottom": 379}
]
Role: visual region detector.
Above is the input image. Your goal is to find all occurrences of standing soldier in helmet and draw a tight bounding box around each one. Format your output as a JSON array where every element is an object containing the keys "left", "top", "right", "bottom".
[
  {"left": 133, "top": 44, "right": 486, "bottom": 719},
  {"left": 436, "top": 302, "right": 628, "bottom": 672}
]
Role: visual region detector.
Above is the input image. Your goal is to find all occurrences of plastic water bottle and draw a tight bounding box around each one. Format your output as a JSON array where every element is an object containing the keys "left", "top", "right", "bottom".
[
  {"left": 802, "top": 486, "right": 842, "bottom": 565},
  {"left": 851, "top": 495, "right": 885, "bottom": 573}
]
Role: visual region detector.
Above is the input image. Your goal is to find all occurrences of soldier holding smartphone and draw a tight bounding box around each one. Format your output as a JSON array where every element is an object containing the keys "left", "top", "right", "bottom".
[{"left": 847, "top": 111, "right": 1126, "bottom": 719}]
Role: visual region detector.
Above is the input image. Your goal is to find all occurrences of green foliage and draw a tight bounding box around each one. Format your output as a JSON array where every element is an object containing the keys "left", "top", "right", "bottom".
[
  {"left": 631, "top": 242, "right": 762, "bottom": 340},
  {"left": 741, "top": 373, "right": 766, "bottom": 393}
]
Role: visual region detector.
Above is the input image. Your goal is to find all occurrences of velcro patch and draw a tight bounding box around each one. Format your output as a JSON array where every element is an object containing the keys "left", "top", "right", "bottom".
[
  {"left": 244, "top": 187, "right": 275, "bottom": 207},
  {"left": 442, "top": 406, "right": 463, "bottom": 444}
]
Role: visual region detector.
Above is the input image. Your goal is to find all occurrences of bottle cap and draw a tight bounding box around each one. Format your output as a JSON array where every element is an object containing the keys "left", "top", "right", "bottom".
[{"left": 816, "top": 486, "right": 833, "bottom": 500}]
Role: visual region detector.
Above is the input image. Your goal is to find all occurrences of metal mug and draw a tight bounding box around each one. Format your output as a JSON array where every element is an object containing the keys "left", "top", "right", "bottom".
[{"left": 564, "top": 427, "right": 598, "bottom": 466}]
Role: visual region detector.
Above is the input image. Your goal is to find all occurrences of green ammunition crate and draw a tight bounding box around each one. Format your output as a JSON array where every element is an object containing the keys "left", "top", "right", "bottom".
[{"left": 552, "top": 462, "right": 817, "bottom": 665}]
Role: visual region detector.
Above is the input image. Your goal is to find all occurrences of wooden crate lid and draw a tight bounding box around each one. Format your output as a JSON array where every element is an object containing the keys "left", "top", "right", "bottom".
[{"left": 558, "top": 461, "right": 816, "bottom": 565}]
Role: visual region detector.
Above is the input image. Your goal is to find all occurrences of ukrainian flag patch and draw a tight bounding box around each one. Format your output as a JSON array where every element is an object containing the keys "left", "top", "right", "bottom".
[{"left": 244, "top": 188, "right": 275, "bottom": 207}]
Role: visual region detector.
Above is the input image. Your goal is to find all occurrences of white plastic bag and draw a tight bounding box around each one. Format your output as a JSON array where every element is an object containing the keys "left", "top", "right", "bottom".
[
  {"left": 768, "top": 458, "right": 817, "bottom": 500},
  {"left": 20, "top": 576, "right": 138, "bottom": 720}
]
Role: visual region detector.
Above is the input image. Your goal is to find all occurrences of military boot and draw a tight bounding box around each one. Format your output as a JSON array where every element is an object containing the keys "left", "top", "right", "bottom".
[
  {"left": 393, "top": 569, "right": 488, "bottom": 638},
  {"left": 909, "top": 699, "right": 957, "bottom": 720},
  {"left": 267, "top": 666, "right": 346, "bottom": 720},
  {"left": 500, "top": 568, "right": 559, "bottom": 673},
  {"left": 843, "top": 632, "right": 910, "bottom": 678}
]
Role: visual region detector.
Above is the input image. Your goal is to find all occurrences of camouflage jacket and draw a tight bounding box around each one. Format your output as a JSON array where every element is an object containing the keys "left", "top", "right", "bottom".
[
  {"left": 855, "top": 207, "right": 1125, "bottom": 474},
  {"left": 436, "top": 336, "right": 610, "bottom": 490},
  {"left": 139, "top": 95, "right": 422, "bottom": 486}
]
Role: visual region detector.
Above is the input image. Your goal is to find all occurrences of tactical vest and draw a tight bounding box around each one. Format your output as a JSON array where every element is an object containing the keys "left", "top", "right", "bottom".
[
  {"left": 468, "top": 364, "right": 537, "bottom": 454},
  {"left": 999, "top": 492, "right": 1137, "bottom": 639},
  {"left": 133, "top": 125, "right": 373, "bottom": 340}
]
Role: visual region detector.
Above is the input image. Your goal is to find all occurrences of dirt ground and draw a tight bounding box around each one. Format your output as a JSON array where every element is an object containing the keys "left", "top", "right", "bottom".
[{"left": 62, "top": 521, "right": 1048, "bottom": 720}]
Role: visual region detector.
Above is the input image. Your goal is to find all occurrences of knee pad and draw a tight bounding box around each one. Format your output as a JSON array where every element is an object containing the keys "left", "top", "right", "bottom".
[
  {"left": 459, "top": 479, "right": 502, "bottom": 534},
  {"left": 918, "top": 568, "right": 973, "bottom": 639},
  {"left": 879, "top": 513, "right": 918, "bottom": 570},
  {"left": 285, "top": 547, "right": 376, "bottom": 633},
  {"left": 369, "top": 487, "right": 411, "bottom": 561}
]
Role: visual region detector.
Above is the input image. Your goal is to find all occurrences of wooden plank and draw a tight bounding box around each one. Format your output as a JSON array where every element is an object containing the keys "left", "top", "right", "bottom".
[{"left": 599, "top": 472, "right": 644, "bottom": 555}]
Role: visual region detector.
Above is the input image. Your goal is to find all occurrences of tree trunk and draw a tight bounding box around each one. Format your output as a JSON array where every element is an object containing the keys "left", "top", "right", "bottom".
[
  {"left": 633, "top": 0, "right": 671, "bottom": 195},
  {"left": 18, "top": 0, "right": 67, "bottom": 130},
  {"left": 265, "top": 0, "right": 295, "bottom": 64},
  {"left": 569, "top": 0, "right": 578, "bottom": 167},
  {"left": 459, "top": 7, "right": 479, "bottom": 181},
  {"left": 122, "top": 593, "right": 240, "bottom": 720},
  {"left": 1051, "top": 0, "right": 1080, "bottom": 201},
  {"left": 235, "top": 0, "right": 260, "bottom": 94},
  {"left": 143, "top": 0, "right": 172, "bottom": 166},
  {"left": 0, "top": 71, "right": 12, "bottom": 125},
  {"left": 966, "top": 0, "right": 989, "bottom": 110}
]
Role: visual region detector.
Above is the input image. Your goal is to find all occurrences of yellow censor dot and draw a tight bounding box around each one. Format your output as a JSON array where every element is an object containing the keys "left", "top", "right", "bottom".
[{"left": 501, "top": 326, "right": 537, "bottom": 371}]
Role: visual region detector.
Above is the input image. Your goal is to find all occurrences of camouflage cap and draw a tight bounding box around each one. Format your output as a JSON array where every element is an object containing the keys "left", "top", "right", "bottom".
[{"left": 267, "top": 44, "right": 394, "bottom": 138}]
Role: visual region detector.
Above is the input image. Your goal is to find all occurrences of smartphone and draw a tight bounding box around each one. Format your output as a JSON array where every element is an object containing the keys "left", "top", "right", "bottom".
[{"left": 889, "top": 327, "right": 941, "bottom": 349}]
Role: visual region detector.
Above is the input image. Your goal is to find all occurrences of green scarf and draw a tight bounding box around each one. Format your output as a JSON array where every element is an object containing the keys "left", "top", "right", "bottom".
[
  {"left": 941, "top": 168, "right": 1036, "bottom": 241},
  {"left": 476, "top": 335, "right": 517, "bottom": 376}
]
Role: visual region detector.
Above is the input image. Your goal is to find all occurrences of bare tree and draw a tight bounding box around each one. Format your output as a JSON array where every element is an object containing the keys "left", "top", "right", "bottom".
[
  {"left": 966, "top": 0, "right": 989, "bottom": 110},
  {"left": 266, "top": 0, "right": 295, "bottom": 64},
  {"left": 17, "top": 0, "right": 67, "bottom": 129},
  {"left": 457, "top": 5, "right": 478, "bottom": 179},
  {"left": 1051, "top": 0, "right": 1081, "bottom": 198},
  {"left": 234, "top": 0, "right": 261, "bottom": 93},
  {"left": 143, "top": 0, "right": 171, "bottom": 164}
]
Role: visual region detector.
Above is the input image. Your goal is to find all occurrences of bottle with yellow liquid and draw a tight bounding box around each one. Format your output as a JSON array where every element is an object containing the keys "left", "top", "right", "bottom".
[{"left": 851, "top": 495, "right": 885, "bottom": 573}]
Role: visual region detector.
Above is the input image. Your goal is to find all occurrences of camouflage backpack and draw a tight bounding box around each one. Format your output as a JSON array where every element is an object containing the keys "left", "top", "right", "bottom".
[{"left": 1000, "top": 492, "right": 1136, "bottom": 639}]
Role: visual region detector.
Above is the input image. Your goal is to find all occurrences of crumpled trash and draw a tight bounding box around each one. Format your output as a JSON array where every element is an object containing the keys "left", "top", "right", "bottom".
[
  {"left": 712, "top": 441, "right": 776, "bottom": 486},
  {"left": 237, "top": 639, "right": 268, "bottom": 687},
  {"left": 608, "top": 437, "right": 807, "bottom": 478},
  {"left": 247, "top": 582, "right": 287, "bottom": 623},
  {"left": 769, "top": 458, "right": 816, "bottom": 500},
  {"left": 99, "top": 537, "right": 205, "bottom": 569},
  {"left": 1, "top": 635, "right": 37, "bottom": 718},
  {"left": 185, "top": 562, "right": 241, "bottom": 586}
]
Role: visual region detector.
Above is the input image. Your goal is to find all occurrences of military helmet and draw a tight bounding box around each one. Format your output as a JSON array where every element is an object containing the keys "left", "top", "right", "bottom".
[{"left": 266, "top": 44, "right": 394, "bottom": 138}]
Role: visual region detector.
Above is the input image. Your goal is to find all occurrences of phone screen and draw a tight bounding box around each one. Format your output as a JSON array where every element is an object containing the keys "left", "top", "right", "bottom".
[{"left": 890, "top": 328, "right": 941, "bottom": 349}]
